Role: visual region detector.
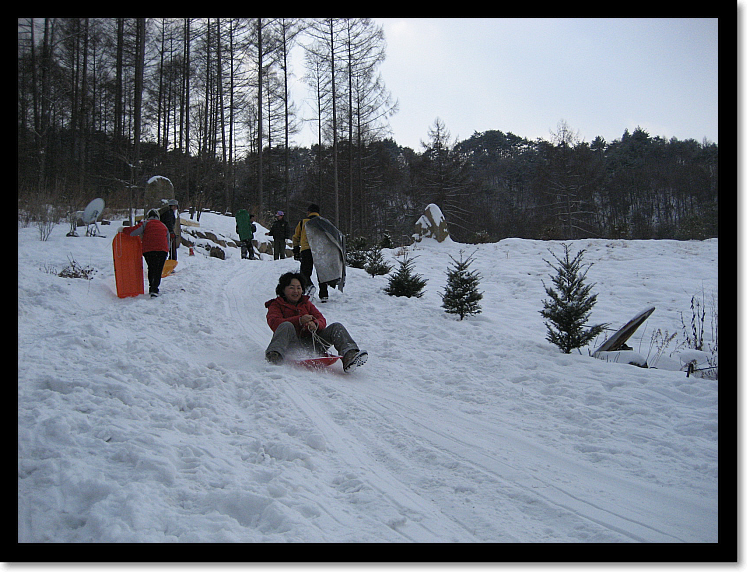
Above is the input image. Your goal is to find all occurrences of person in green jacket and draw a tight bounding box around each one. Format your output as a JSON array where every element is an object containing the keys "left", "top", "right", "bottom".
[{"left": 235, "top": 210, "right": 256, "bottom": 260}]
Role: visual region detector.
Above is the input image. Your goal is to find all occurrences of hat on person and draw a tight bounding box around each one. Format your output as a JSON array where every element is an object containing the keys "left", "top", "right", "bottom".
[
  {"left": 307, "top": 204, "right": 319, "bottom": 213},
  {"left": 147, "top": 209, "right": 159, "bottom": 219},
  {"left": 168, "top": 199, "right": 179, "bottom": 206},
  {"left": 276, "top": 211, "right": 284, "bottom": 216}
]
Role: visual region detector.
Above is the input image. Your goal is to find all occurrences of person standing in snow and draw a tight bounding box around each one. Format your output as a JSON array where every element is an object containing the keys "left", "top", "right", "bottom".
[
  {"left": 266, "top": 211, "right": 290, "bottom": 260},
  {"left": 159, "top": 199, "right": 180, "bottom": 260},
  {"left": 293, "top": 204, "right": 342, "bottom": 301},
  {"left": 264, "top": 272, "right": 368, "bottom": 372},
  {"left": 121, "top": 209, "right": 170, "bottom": 298},
  {"left": 235, "top": 210, "right": 257, "bottom": 260}
]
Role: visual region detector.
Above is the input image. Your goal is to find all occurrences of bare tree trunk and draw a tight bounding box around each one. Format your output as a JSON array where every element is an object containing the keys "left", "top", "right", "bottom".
[
  {"left": 132, "top": 17, "right": 146, "bottom": 223},
  {"left": 78, "top": 18, "right": 89, "bottom": 194},
  {"left": 228, "top": 18, "right": 236, "bottom": 213},
  {"left": 346, "top": 22, "right": 354, "bottom": 234},
  {"left": 328, "top": 19, "right": 339, "bottom": 228},
  {"left": 183, "top": 18, "right": 192, "bottom": 216},
  {"left": 216, "top": 18, "right": 229, "bottom": 212},
  {"left": 115, "top": 19, "right": 123, "bottom": 144},
  {"left": 257, "top": 18, "right": 264, "bottom": 215}
]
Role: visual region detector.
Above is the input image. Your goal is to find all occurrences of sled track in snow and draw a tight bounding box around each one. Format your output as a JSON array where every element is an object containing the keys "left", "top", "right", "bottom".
[
  {"left": 279, "top": 375, "right": 479, "bottom": 542},
  {"left": 217, "top": 259, "right": 715, "bottom": 543},
  {"left": 219, "top": 260, "right": 479, "bottom": 541},
  {"left": 333, "top": 383, "right": 701, "bottom": 543},
  {"left": 223, "top": 259, "right": 296, "bottom": 352}
]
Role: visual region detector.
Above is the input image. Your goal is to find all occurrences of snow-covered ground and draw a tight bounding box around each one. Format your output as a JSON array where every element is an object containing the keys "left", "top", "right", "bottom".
[{"left": 18, "top": 210, "right": 722, "bottom": 552}]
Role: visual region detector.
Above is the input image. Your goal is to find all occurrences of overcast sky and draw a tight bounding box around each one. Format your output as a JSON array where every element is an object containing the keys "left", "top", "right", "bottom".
[{"left": 294, "top": 18, "right": 719, "bottom": 150}]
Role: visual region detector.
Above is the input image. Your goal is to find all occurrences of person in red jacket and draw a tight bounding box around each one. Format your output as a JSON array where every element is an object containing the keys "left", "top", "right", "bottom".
[
  {"left": 122, "top": 210, "right": 170, "bottom": 298},
  {"left": 265, "top": 272, "right": 368, "bottom": 372}
]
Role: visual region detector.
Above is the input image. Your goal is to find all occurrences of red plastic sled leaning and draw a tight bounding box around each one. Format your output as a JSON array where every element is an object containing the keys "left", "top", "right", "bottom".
[{"left": 112, "top": 232, "right": 144, "bottom": 298}]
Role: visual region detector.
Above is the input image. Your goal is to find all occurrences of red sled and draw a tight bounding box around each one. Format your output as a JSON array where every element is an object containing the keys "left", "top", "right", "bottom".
[
  {"left": 292, "top": 354, "right": 341, "bottom": 369},
  {"left": 112, "top": 232, "right": 144, "bottom": 298}
]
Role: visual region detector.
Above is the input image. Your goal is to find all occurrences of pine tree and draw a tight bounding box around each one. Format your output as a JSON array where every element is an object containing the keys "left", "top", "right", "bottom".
[
  {"left": 365, "top": 246, "right": 393, "bottom": 277},
  {"left": 385, "top": 253, "right": 427, "bottom": 298},
  {"left": 378, "top": 233, "right": 394, "bottom": 249},
  {"left": 540, "top": 243, "right": 605, "bottom": 353},
  {"left": 345, "top": 236, "right": 368, "bottom": 269},
  {"left": 440, "top": 250, "right": 483, "bottom": 319}
]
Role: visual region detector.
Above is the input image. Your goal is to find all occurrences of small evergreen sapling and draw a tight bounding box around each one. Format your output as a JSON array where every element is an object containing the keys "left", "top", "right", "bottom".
[
  {"left": 378, "top": 233, "right": 394, "bottom": 249},
  {"left": 365, "top": 246, "right": 393, "bottom": 277},
  {"left": 385, "top": 253, "right": 427, "bottom": 298},
  {"left": 540, "top": 243, "right": 605, "bottom": 353},
  {"left": 440, "top": 250, "right": 483, "bottom": 319},
  {"left": 346, "top": 236, "right": 369, "bottom": 269}
]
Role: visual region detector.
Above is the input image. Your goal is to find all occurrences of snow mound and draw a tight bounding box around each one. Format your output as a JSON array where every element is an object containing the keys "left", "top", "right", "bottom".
[{"left": 18, "top": 214, "right": 721, "bottom": 547}]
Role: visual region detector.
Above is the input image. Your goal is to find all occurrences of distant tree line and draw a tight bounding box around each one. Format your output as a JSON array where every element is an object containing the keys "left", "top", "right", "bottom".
[
  {"left": 453, "top": 120, "right": 718, "bottom": 242},
  {"left": 18, "top": 18, "right": 717, "bottom": 242}
]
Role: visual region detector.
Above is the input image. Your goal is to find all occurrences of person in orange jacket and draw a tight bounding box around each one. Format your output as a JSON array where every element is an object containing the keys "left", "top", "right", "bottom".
[
  {"left": 264, "top": 272, "right": 367, "bottom": 372},
  {"left": 121, "top": 210, "right": 170, "bottom": 297}
]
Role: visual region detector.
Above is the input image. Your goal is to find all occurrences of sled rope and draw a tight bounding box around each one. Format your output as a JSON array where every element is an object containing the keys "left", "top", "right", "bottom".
[
  {"left": 311, "top": 330, "right": 334, "bottom": 356},
  {"left": 311, "top": 330, "right": 325, "bottom": 354}
]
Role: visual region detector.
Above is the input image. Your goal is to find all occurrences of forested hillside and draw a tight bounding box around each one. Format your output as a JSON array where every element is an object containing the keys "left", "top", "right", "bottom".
[{"left": 17, "top": 18, "right": 717, "bottom": 243}]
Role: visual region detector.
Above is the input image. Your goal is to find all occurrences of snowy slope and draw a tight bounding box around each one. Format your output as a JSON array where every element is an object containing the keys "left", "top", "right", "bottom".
[{"left": 18, "top": 212, "right": 721, "bottom": 549}]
